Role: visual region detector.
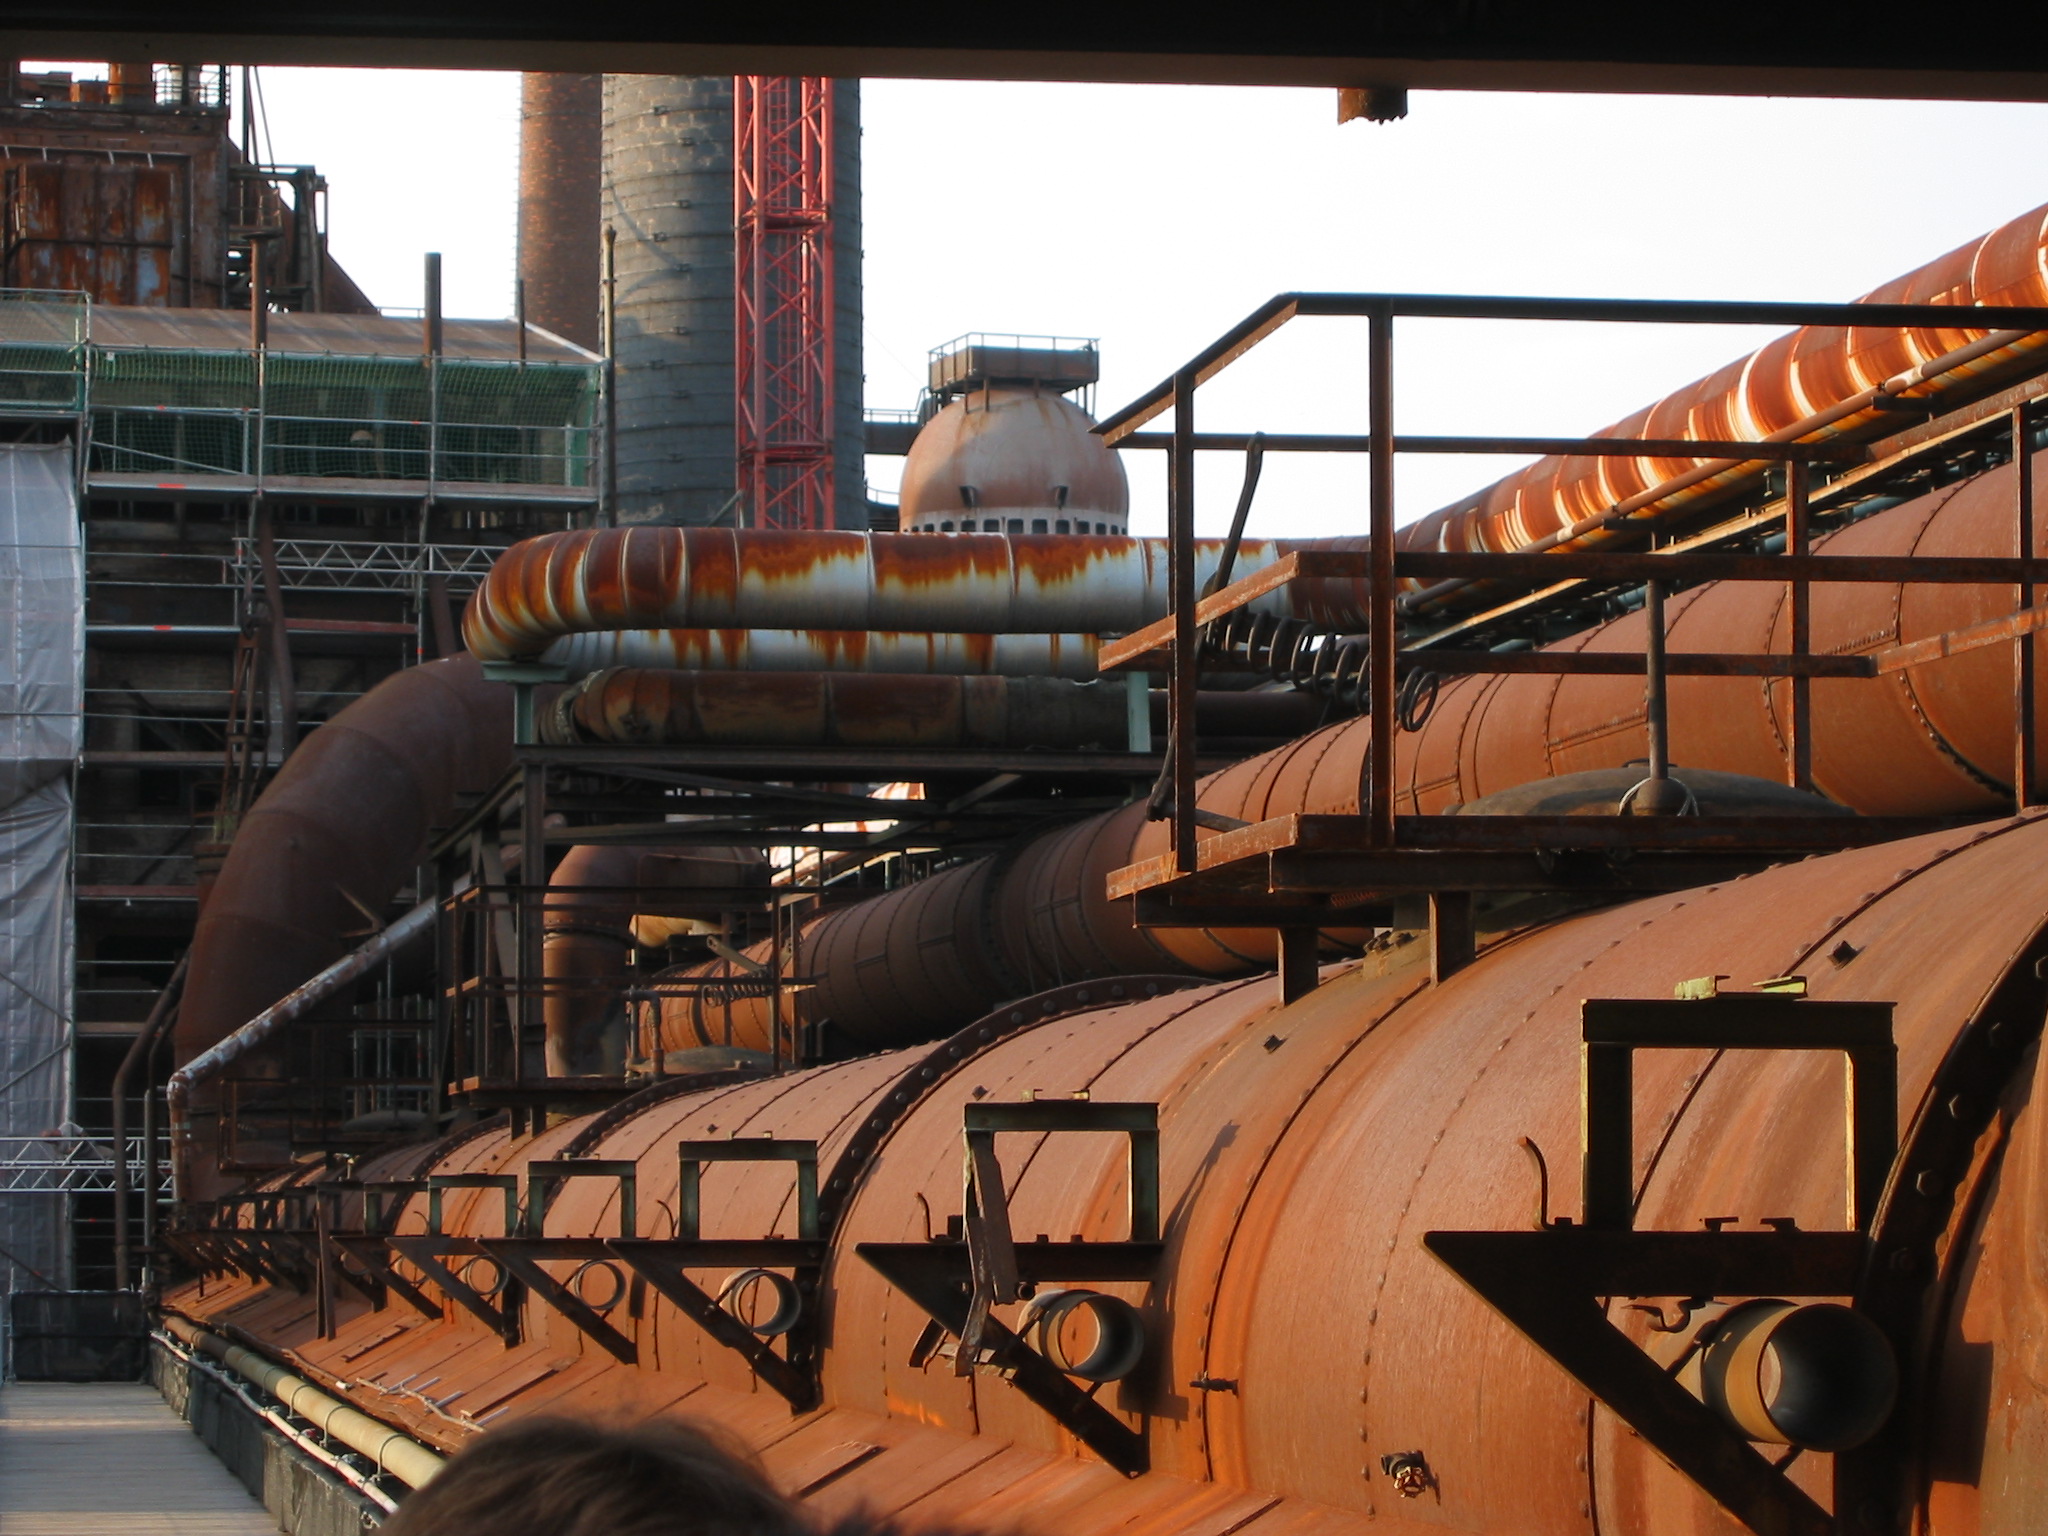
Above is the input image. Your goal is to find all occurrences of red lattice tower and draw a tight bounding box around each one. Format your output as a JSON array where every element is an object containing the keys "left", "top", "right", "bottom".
[{"left": 734, "top": 76, "right": 836, "bottom": 530}]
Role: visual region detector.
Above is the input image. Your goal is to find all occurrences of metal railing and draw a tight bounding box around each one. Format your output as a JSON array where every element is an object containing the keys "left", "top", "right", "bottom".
[{"left": 1097, "top": 289, "right": 2048, "bottom": 916}]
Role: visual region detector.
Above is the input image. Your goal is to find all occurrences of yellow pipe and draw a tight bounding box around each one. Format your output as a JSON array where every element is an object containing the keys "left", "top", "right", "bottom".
[{"left": 162, "top": 1316, "right": 445, "bottom": 1489}]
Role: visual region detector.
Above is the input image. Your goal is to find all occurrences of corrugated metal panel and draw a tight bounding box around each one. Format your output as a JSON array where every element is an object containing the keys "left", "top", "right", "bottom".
[{"left": 85, "top": 305, "right": 599, "bottom": 364}]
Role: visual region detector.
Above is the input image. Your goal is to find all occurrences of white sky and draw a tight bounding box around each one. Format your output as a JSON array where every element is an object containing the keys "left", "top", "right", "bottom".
[{"left": 42, "top": 63, "right": 2048, "bottom": 537}]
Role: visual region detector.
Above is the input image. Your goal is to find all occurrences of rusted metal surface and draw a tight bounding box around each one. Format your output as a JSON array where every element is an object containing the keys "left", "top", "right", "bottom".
[
  {"left": 542, "top": 844, "right": 765, "bottom": 1076},
  {"left": 542, "top": 668, "right": 1320, "bottom": 749},
  {"left": 168, "top": 813, "right": 2048, "bottom": 1536},
  {"left": 172, "top": 657, "right": 515, "bottom": 1201},
  {"left": 545, "top": 626, "right": 1109, "bottom": 678},
  {"left": 461, "top": 528, "right": 1374, "bottom": 660},
  {"left": 900, "top": 388, "right": 1129, "bottom": 533},
  {"left": 662, "top": 798, "right": 1371, "bottom": 1055},
  {"left": 546, "top": 669, "right": 1129, "bottom": 749},
  {"left": 517, "top": 74, "right": 601, "bottom": 352}
]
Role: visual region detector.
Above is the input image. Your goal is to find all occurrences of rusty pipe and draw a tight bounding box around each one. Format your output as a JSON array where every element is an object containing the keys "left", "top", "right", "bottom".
[
  {"left": 462, "top": 530, "right": 1373, "bottom": 659},
  {"left": 1395, "top": 200, "right": 2048, "bottom": 601},
  {"left": 168, "top": 898, "right": 436, "bottom": 1204},
  {"left": 111, "top": 951, "right": 187, "bottom": 1291},
  {"left": 176, "top": 656, "right": 512, "bottom": 1072},
  {"left": 173, "top": 656, "right": 514, "bottom": 1202},
  {"left": 1401, "top": 325, "right": 2044, "bottom": 617},
  {"left": 543, "top": 627, "right": 1110, "bottom": 678},
  {"left": 541, "top": 669, "right": 1322, "bottom": 750},
  {"left": 672, "top": 446, "right": 2048, "bottom": 1054},
  {"left": 543, "top": 843, "right": 764, "bottom": 1076}
]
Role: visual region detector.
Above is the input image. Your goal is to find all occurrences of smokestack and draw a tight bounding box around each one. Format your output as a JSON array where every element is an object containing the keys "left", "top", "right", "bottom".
[{"left": 518, "top": 73, "right": 602, "bottom": 352}]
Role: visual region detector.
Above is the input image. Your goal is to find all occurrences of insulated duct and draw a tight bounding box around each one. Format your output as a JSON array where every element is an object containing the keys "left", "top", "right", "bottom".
[
  {"left": 542, "top": 843, "right": 765, "bottom": 1075},
  {"left": 542, "top": 669, "right": 1323, "bottom": 750},
  {"left": 669, "top": 448, "right": 2048, "bottom": 1052},
  {"left": 460, "top": 530, "right": 1374, "bottom": 658},
  {"left": 173, "top": 658, "right": 514, "bottom": 1178},
  {"left": 173, "top": 809, "right": 2048, "bottom": 1536},
  {"left": 544, "top": 628, "right": 1108, "bottom": 678},
  {"left": 1397, "top": 200, "right": 2048, "bottom": 578}
]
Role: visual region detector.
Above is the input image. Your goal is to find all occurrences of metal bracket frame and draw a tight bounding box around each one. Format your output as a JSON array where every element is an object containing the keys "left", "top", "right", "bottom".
[
  {"left": 386, "top": 1172, "right": 528, "bottom": 1343},
  {"left": 482, "top": 1159, "right": 644, "bottom": 1364},
  {"left": 859, "top": 1100, "right": 1164, "bottom": 1478},
  {"left": 1425, "top": 991, "right": 1898, "bottom": 1536},
  {"left": 605, "top": 1138, "right": 825, "bottom": 1409}
]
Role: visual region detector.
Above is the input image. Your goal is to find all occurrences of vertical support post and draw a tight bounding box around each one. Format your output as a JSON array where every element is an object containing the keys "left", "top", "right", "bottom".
[
  {"left": 139, "top": 1085, "right": 157, "bottom": 1257},
  {"left": 1844, "top": 1041, "right": 1899, "bottom": 1234},
  {"left": 1125, "top": 671, "right": 1153, "bottom": 754},
  {"left": 422, "top": 251, "right": 444, "bottom": 359},
  {"left": 249, "top": 240, "right": 266, "bottom": 486},
  {"left": 1643, "top": 575, "right": 1670, "bottom": 786},
  {"left": 1277, "top": 927, "right": 1319, "bottom": 1004},
  {"left": 247, "top": 239, "right": 267, "bottom": 352},
  {"left": 255, "top": 499, "right": 297, "bottom": 757},
  {"left": 432, "top": 852, "right": 456, "bottom": 1116},
  {"left": 2015, "top": 405, "right": 2036, "bottom": 809},
  {"left": 314, "top": 1191, "right": 335, "bottom": 1339},
  {"left": 424, "top": 251, "right": 443, "bottom": 501},
  {"left": 1581, "top": 1040, "right": 1634, "bottom": 1230},
  {"left": 1367, "top": 305, "right": 1397, "bottom": 849},
  {"left": 1429, "top": 891, "right": 1475, "bottom": 984},
  {"left": 601, "top": 225, "right": 618, "bottom": 529},
  {"left": 768, "top": 895, "right": 785, "bottom": 1074},
  {"left": 515, "top": 276, "right": 528, "bottom": 364},
  {"left": 520, "top": 763, "right": 547, "bottom": 1084},
  {"left": 1170, "top": 369, "right": 1198, "bottom": 874},
  {"left": 733, "top": 77, "right": 836, "bottom": 530},
  {"left": 1786, "top": 459, "right": 1813, "bottom": 793}
]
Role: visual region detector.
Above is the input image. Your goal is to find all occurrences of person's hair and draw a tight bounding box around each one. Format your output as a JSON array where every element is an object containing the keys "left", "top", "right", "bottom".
[{"left": 379, "top": 1416, "right": 811, "bottom": 1536}]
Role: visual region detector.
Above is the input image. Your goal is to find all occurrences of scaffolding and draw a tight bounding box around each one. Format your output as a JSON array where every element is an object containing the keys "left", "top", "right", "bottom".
[{"left": 0, "top": 288, "right": 601, "bottom": 494}]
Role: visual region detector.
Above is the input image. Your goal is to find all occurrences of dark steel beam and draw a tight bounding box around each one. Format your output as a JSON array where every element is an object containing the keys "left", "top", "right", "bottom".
[{"left": 24, "top": 11, "right": 2048, "bottom": 100}]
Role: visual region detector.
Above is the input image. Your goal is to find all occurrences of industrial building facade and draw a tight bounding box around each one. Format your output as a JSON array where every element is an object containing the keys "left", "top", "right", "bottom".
[{"left": 0, "top": 290, "right": 599, "bottom": 1290}]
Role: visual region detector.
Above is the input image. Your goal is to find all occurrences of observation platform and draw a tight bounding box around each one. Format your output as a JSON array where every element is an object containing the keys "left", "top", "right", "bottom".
[{"left": 0, "top": 1382, "right": 275, "bottom": 1533}]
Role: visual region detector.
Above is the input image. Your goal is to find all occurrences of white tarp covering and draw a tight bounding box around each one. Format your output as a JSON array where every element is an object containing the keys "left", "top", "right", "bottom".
[{"left": 0, "top": 444, "right": 81, "bottom": 1292}]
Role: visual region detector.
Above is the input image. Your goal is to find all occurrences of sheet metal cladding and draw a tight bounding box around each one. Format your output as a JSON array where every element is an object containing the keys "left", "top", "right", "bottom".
[{"left": 171, "top": 812, "right": 2048, "bottom": 1536}]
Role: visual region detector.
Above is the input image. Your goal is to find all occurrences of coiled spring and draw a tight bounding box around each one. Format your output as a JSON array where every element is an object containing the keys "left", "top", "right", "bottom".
[{"left": 1201, "top": 610, "right": 1440, "bottom": 731}]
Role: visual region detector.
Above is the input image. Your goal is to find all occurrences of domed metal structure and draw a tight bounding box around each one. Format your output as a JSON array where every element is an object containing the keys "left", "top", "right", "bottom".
[{"left": 899, "top": 336, "right": 1129, "bottom": 534}]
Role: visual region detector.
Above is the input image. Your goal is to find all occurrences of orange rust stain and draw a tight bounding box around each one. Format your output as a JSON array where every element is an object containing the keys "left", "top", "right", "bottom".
[
  {"left": 682, "top": 529, "right": 742, "bottom": 611},
  {"left": 581, "top": 527, "right": 628, "bottom": 617},
  {"left": 1007, "top": 535, "right": 1125, "bottom": 588},
  {"left": 731, "top": 531, "right": 868, "bottom": 585},
  {"left": 961, "top": 633, "right": 995, "bottom": 672},
  {"left": 871, "top": 533, "right": 1011, "bottom": 590}
]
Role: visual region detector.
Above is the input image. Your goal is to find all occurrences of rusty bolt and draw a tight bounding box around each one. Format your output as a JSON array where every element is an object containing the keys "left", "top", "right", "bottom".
[{"left": 1379, "top": 1451, "right": 1432, "bottom": 1498}]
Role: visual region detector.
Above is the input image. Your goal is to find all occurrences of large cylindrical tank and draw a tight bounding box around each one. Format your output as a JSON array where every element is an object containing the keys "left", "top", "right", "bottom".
[
  {"left": 173, "top": 811, "right": 2048, "bottom": 1536},
  {"left": 900, "top": 387, "right": 1130, "bottom": 534},
  {"left": 517, "top": 73, "right": 602, "bottom": 351},
  {"left": 602, "top": 76, "right": 864, "bottom": 528}
]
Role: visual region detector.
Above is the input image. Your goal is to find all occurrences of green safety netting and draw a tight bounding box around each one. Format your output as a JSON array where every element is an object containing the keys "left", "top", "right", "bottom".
[
  {"left": 10, "top": 337, "right": 598, "bottom": 486},
  {"left": 0, "top": 296, "right": 88, "bottom": 413}
]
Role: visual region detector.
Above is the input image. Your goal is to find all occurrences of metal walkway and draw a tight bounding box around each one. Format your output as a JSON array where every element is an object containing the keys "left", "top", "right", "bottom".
[{"left": 0, "top": 1383, "right": 277, "bottom": 1534}]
